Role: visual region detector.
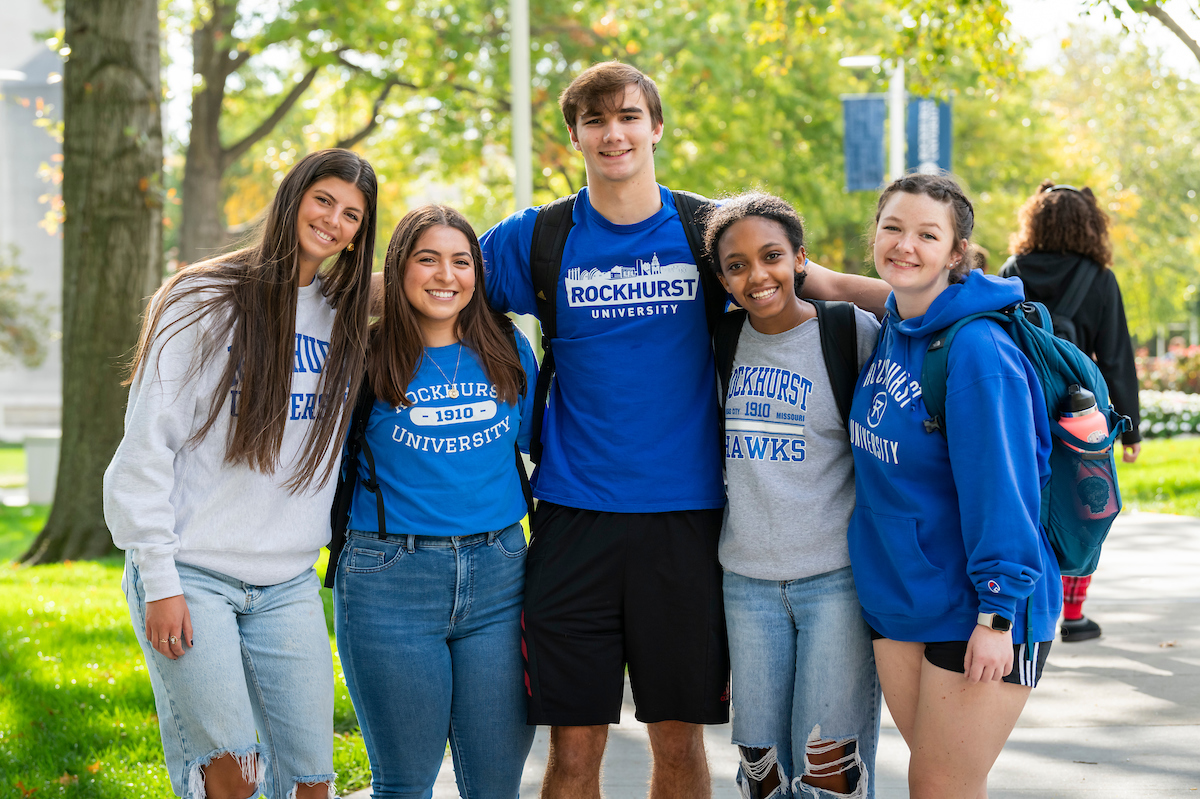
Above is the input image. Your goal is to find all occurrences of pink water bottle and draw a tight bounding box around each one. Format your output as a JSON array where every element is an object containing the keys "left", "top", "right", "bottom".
[{"left": 1058, "top": 384, "right": 1110, "bottom": 454}]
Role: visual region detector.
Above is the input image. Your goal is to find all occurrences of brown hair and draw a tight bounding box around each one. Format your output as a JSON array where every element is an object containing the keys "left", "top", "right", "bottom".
[
  {"left": 559, "top": 61, "right": 664, "bottom": 135},
  {"left": 874, "top": 173, "right": 975, "bottom": 284},
  {"left": 1009, "top": 180, "right": 1112, "bottom": 268},
  {"left": 128, "top": 148, "right": 377, "bottom": 492},
  {"left": 369, "top": 205, "right": 525, "bottom": 408}
]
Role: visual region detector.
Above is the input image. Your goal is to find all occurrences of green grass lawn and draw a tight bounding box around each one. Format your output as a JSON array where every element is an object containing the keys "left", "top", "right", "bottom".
[
  {"left": 1116, "top": 436, "right": 1200, "bottom": 517},
  {"left": 0, "top": 511, "right": 371, "bottom": 797}
]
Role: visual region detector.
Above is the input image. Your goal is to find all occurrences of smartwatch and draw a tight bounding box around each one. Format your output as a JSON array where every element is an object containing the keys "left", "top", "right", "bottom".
[{"left": 977, "top": 612, "right": 1012, "bottom": 632}]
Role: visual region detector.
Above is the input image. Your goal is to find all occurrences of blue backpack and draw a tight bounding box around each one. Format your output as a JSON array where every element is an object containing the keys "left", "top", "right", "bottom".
[{"left": 920, "top": 301, "right": 1130, "bottom": 577}]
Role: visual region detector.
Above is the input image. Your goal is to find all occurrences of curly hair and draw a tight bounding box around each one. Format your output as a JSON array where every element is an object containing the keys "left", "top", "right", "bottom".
[
  {"left": 872, "top": 172, "right": 975, "bottom": 284},
  {"left": 700, "top": 193, "right": 807, "bottom": 296},
  {"left": 1009, "top": 180, "right": 1112, "bottom": 268}
]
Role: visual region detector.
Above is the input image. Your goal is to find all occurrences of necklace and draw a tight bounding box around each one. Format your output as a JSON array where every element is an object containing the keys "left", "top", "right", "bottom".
[{"left": 426, "top": 343, "right": 463, "bottom": 398}]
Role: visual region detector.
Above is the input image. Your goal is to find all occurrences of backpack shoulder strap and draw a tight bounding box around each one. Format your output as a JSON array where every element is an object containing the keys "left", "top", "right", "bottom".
[
  {"left": 505, "top": 320, "right": 535, "bottom": 518},
  {"left": 324, "top": 377, "right": 377, "bottom": 589},
  {"left": 529, "top": 194, "right": 577, "bottom": 342},
  {"left": 1053, "top": 257, "right": 1098, "bottom": 322},
  {"left": 672, "top": 190, "right": 726, "bottom": 335},
  {"left": 919, "top": 309, "right": 1014, "bottom": 438},
  {"left": 527, "top": 194, "right": 576, "bottom": 464},
  {"left": 713, "top": 308, "right": 748, "bottom": 401},
  {"left": 810, "top": 300, "right": 859, "bottom": 428}
]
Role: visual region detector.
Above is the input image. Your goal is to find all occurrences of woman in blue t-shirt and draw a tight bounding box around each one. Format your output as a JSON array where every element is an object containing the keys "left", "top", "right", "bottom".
[{"left": 332, "top": 205, "right": 538, "bottom": 798}]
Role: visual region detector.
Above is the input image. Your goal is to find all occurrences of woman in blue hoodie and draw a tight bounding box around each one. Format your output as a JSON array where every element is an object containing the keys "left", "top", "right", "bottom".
[{"left": 847, "top": 174, "right": 1062, "bottom": 797}]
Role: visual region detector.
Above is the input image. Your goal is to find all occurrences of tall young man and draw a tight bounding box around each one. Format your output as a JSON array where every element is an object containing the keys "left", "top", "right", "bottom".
[{"left": 481, "top": 61, "right": 887, "bottom": 798}]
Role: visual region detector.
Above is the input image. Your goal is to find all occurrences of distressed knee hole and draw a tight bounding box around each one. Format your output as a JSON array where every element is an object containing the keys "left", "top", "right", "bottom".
[
  {"left": 795, "top": 724, "right": 866, "bottom": 798},
  {"left": 738, "top": 745, "right": 786, "bottom": 799},
  {"left": 285, "top": 778, "right": 337, "bottom": 799},
  {"left": 188, "top": 747, "right": 265, "bottom": 799}
]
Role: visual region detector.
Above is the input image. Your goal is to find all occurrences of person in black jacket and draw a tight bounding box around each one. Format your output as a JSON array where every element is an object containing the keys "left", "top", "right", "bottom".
[{"left": 1001, "top": 180, "right": 1142, "bottom": 643}]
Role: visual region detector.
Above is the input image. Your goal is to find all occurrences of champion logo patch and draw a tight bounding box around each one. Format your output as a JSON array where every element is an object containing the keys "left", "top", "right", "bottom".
[{"left": 988, "top": 580, "right": 1001, "bottom": 594}]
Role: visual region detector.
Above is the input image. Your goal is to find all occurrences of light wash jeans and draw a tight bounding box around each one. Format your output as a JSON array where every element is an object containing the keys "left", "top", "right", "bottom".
[
  {"left": 123, "top": 554, "right": 335, "bottom": 799},
  {"left": 724, "top": 566, "right": 881, "bottom": 798},
  {"left": 334, "top": 522, "right": 535, "bottom": 799}
]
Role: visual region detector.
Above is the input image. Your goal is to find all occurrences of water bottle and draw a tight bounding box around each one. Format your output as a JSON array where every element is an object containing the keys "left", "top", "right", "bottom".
[{"left": 1058, "top": 384, "right": 1110, "bottom": 454}]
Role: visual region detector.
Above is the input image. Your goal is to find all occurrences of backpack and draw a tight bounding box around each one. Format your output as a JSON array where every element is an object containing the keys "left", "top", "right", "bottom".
[
  {"left": 713, "top": 301, "right": 860, "bottom": 429},
  {"left": 324, "top": 322, "right": 534, "bottom": 588},
  {"left": 526, "top": 190, "right": 727, "bottom": 463},
  {"left": 919, "top": 301, "right": 1130, "bottom": 578},
  {"left": 1001, "top": 256, "right": 1097, "bottom": 348}
]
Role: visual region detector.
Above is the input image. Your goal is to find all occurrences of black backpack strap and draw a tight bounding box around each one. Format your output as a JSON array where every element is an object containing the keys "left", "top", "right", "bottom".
[
  {"left": 672, "top": 190, "right": 726, "bottom": 335},
  {"left": 527, "top": 194, "right": 577, "bottom": 464},
  {"left": 504, "top": 318, "right": 535, "bottom": 518},
  {"left": 1053, "top": 257, "right": 1098, "bottom": 321},
  {"left": 713, "top": 308, "right": 748, "bottom": 401},
  {"left": 810, "top": 300, "right": 859, "bottom": 428},
  {"left": 325, "top": 378, "right": 377, "bottom": 589}
]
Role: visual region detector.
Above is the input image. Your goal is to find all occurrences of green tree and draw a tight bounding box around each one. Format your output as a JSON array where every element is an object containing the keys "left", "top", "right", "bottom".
[
  {"left": 0, "top": 246, "right": 50, "bottom": 368},
  {"left": 21, "top": 0, "right": 162, "bottom": 564}
]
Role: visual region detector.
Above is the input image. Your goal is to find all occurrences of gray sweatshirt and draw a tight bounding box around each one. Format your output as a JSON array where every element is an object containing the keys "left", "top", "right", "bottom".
[
  {"left": 719, "top": 307, "right": 880, "bottom": 581},
  {"left": 104, "top": 277, "right": 340, "bottom": 602}
]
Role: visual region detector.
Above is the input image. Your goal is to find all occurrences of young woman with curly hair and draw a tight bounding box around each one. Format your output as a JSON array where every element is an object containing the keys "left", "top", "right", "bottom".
[{"left": 1002, "top": 180, "right": 1142, "bottom": 643}]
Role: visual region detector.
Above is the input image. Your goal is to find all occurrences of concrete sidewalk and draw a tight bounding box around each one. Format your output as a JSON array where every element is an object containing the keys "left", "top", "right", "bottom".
[{"left": 348, "top": 510, "right": 1200, "bottom": 797}]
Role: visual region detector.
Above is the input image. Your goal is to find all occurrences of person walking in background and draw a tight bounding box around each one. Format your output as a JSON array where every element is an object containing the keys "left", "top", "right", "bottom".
[
  {"left": 1002, "top": 180, "right": 1142, "bottom": 643},
  {"left": 849, "top": 173, "right": 1062, "bottom": 798},
  {"left": 331, "top": 205, "right": 539, "bottom": 798},
  {"left": 105, "top": 148, "right": 377, "bottom": 799}
]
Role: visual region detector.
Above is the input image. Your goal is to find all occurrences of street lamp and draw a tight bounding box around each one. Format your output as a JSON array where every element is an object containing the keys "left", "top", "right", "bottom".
[{"left": 838, "top": 55, "right": 905, "bottom": 180}]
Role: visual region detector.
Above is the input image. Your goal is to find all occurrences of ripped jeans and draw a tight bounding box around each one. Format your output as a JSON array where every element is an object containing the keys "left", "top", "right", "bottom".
[
  {"left": 724, "top": 567, "right": 881, "bottom": 798},
  {"left": 123, "top": 554, "right": 335, "bottom": 799}
]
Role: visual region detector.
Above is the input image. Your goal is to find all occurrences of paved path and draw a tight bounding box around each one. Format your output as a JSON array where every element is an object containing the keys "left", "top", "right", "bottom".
[{"left": 348, "top": 510, "right": 1200, "bottom": 797}]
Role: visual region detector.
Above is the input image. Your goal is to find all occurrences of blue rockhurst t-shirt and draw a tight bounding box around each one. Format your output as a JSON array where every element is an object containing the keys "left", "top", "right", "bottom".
[
  {"left": 481, "top": 185, "right": 725, "bottom": 513},
  {"left": 348, "top": 331, "right": 539, "bottom": 537}
]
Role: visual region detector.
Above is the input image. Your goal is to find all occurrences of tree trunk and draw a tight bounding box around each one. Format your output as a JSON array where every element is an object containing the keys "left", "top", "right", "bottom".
[
  {"left": 21, "top": 0, "right": 162, "bottom": 564},
  {"left": 178, "top": 2, "right": 234, "bottom": 266}
]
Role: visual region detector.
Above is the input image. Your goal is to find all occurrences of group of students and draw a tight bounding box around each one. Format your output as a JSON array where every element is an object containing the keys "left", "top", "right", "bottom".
[{"left": 103, "top": 60, "right": 1140, "bottom": 799}]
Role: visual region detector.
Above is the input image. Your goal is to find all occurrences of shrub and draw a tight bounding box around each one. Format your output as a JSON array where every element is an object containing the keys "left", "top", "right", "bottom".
[
  {"left": 1138, "top": 390, "right": 1200, "bottom": 439},
  {"left": 1137, "top": 346, "right": 1200, "bottom": 394}
]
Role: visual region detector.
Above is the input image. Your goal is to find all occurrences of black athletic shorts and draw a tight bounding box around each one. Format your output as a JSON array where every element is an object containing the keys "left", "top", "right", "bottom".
[
  {"left": 869, "top": 627, "right": 1052, "bottom": 687},
  {"left": 521, "top": 501, "right": 730, "bottom": 726}
]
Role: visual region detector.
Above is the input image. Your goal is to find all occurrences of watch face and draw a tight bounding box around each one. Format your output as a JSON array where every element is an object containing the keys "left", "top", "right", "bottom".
[{"left": 994, "top": 616, "right": 1012, "bottom": 632}]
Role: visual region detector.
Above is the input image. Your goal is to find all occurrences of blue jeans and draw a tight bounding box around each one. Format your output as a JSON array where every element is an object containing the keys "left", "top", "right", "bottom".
[
  {"left": 123, "top": 555, "right": 335, "bottom": 799},
  {"left": 724, "top": 567, "right": 881, "bottom": 798},
  {"left": 334, "top": 522, "right": 535, "bottom": 799}
]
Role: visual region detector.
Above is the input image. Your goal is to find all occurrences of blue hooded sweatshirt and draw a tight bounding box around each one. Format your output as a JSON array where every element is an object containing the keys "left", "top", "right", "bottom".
[{"left": 847, "top": 270, "right": 1061, "bottom": 645}]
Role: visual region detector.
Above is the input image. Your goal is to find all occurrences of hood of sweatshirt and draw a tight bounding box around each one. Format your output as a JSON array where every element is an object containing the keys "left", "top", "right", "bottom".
[
  {"left": 1004, "top": 251, "right": 1089, "bottom": 298},
  {"left": 886, "top": 269, "right": 1028, "bottom": 340}
]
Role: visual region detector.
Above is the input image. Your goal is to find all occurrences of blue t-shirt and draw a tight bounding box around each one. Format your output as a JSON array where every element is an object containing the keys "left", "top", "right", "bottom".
[
  {"left": 481, "top": 185, "right": 725, "bottom": 513},
  {"left": 348, "top": 331, "right": 539, "bottom": 537}
]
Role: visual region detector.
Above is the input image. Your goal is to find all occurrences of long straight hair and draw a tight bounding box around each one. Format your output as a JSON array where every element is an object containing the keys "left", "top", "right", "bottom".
[
  {"left": 128, "top": 148, "right": 378, "bottom": 492},
  {"left": 369, "top": 205, "right": 524, "bottom": 407}
]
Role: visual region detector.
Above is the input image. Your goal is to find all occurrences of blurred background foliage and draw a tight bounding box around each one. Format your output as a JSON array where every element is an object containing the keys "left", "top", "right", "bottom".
[{"left": 143, "top": 0, "right": 1199, "bottom": 341}]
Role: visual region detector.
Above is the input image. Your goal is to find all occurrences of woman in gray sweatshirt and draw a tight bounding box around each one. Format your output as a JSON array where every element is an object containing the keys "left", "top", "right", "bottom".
[{"left": 104, "top": 148, "right": 377, "bottom": 799}]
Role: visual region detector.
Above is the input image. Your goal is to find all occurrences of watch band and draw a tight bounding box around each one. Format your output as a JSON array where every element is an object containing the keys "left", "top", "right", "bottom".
[{"left": 977, "top": 612, "right": 1012, "bottom": 632}]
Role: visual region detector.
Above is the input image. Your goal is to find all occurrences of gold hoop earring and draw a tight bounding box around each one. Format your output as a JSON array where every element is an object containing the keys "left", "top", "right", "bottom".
[{"left": 346, "top": 242, "right": 355, "bottom": 252}]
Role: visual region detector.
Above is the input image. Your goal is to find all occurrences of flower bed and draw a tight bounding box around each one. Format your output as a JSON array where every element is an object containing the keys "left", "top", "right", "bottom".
[{"left": 1139, "top": 390, "right": 1200, "bottom": 439}]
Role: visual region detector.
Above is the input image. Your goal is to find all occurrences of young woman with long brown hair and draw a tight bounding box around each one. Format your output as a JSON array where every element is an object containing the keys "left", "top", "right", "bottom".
[
  {"left": 104, "top": 148, "right": 377, "bottom": 799},
  {"left": 330, "top": 205, "right": 538, "bottom": 798}
]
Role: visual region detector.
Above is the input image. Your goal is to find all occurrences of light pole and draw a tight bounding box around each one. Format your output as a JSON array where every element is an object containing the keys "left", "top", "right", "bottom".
[{"left": 838, "top": 55, "right": 905, "bottom": 180}]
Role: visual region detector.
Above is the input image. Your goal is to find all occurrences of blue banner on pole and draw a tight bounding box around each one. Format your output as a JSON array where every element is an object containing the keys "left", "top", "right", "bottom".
[
  {"left": 842, "top": 95, "right": 886, "bottom": 192},
  {"left": 906, "top": 98, "right": 951, "bottom": 174}
]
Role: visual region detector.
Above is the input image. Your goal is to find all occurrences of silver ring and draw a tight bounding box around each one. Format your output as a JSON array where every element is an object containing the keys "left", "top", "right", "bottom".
[{"left": 169, "top": 636, "right": 179, "bottom": 645}]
